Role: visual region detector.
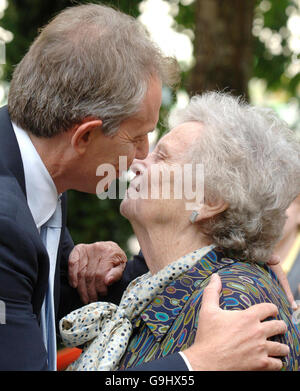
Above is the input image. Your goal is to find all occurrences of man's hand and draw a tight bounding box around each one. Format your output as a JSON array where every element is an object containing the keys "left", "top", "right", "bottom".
[
  {"left": 267, "top": 255, "right": 297, "bottom": 310},
  {"left": 68, "top": 241, "right": 127, "bottom": 304},
  {"left": 183, "top": 274, "right": 289, "bottom": 371}
]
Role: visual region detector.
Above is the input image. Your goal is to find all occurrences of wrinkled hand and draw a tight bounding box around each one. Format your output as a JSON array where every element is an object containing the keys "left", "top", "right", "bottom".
[
  {"left": 183, "top": 274, "right": 289, "bottom": 371},
  {"left": 267, "top": 255, "right": 297, "bottom": 310},
  {"left": 68, "top": 241, "right": 127, "bottom": 304}
]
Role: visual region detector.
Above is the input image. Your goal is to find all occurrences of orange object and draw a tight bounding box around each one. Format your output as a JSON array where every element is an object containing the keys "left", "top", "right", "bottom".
[{"left": 57, "top": 347, "right": 82, "bottom": 371}]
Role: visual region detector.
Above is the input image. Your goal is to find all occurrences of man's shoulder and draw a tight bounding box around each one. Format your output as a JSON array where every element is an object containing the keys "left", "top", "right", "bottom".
[{"left": 0, "top": 171, "right": 38, "bottom": 243}]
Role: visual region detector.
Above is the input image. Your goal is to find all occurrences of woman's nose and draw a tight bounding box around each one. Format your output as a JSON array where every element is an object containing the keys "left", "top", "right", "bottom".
[{"left": 131, "top": 158, "right": 148, "bottom": 176}]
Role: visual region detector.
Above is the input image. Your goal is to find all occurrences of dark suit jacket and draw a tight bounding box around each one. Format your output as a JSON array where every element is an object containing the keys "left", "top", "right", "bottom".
[{"left": 0, "top": 106, "right": 187, "bottom": 371}]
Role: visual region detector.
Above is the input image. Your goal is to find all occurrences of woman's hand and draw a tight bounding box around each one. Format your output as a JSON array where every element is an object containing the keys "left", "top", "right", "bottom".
[
  {"left": 68, "top": 241, "right": 127, "bottom": 304},
  {"left": 183, "top": 273, "right": 290, "bottom": 371}
]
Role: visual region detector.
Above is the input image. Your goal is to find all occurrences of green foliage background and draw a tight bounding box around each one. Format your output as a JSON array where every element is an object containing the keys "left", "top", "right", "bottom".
[
  {"left": 0, "top": 0, "right": 298, "bottom": 255},
  {"left": 253, "top": 0, "right": 300, "bottom": 97}
]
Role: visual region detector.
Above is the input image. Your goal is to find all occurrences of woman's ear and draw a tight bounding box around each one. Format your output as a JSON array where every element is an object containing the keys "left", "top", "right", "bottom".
[
  {"left": 192, "top": 198, "right": 228, "bottom": 223},
  {"left": 71, "top": 119, "right": 103, "bottom": 155}
]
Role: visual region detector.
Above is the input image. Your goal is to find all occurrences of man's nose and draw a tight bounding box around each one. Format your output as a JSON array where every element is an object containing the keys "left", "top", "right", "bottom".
[{"left": 135, "top": 137, "right": 149, "bottom": 160}]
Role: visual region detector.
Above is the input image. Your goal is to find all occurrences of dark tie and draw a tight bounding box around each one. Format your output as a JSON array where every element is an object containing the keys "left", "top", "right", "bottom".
[{"left": 40, "top": 198, "right": 62, "bottom": 371}]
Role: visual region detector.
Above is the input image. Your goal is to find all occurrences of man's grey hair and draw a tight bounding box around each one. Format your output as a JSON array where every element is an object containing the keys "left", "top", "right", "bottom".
[
  {"left": 8, "top": 3, "right": 179, "bottom": 138},
  {"left": 169, "top": 91, "right": 300, "bottom": 263}
]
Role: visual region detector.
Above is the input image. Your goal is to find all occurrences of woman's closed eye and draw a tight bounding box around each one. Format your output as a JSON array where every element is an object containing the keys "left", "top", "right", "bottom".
[
  {"left": 154, "top": 145, "right": 171, "bottom": 162},
  {"left": 151, "top": 151, "right": 165, "bottom": 163}
]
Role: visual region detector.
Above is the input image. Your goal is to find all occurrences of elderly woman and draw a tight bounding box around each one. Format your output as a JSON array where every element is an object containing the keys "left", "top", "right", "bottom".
[{"left": 60, "top": 92, "right": 300, "bottom": 371}]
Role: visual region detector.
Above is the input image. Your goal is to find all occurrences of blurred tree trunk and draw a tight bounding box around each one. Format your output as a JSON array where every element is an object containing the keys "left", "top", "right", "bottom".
[{"left": 187, "top": 0, "right": 255, "bottom": 99}]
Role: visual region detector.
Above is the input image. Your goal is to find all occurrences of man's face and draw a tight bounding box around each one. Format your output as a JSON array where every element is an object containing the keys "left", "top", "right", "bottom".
[{"left": 78, "top": 76, "right": 162, "bottom": 193}]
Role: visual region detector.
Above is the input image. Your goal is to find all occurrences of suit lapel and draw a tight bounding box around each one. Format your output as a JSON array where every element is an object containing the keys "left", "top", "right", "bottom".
[{"left": 0, "top": 106, "right": 27, "bottom": 197}]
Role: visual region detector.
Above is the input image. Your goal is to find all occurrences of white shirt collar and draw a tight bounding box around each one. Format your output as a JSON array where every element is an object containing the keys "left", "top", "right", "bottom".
[{"left": 12, "top": 122, "right": 59, "bottom": 229}]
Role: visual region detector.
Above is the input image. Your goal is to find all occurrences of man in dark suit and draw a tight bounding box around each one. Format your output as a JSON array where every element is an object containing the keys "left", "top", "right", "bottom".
[{"left": 0, "top": 3, "right": 291, "bottom": 371}]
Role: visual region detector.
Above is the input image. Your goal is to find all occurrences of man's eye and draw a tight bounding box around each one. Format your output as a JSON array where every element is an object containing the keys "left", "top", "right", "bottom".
[{"left": 134, "top": 136, "right": 146, "bottom": 143}]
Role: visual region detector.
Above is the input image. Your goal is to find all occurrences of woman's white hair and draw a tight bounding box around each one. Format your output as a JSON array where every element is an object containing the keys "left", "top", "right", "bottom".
[{"left": 169, "top": 91, "right": 300, "bottom": 263}]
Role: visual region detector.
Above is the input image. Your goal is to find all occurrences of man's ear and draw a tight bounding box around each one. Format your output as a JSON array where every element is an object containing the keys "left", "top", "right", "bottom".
[
  {"left": 193, "top": 198, "right": 228, "bottom": 223},
  {"left": 71, "top": 119, "right": 103, "bottom": 154}
]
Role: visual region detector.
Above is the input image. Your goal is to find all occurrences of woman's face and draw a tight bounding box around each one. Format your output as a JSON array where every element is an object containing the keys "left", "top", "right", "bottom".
[{"left": 120, "top": 121, "right": 204, "bottom": 226}]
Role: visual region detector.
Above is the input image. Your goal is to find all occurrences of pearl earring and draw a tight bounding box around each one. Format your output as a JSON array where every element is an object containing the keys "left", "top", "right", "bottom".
[{"left": 189, "top": 211, "right": 199, "bottom": 223}]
